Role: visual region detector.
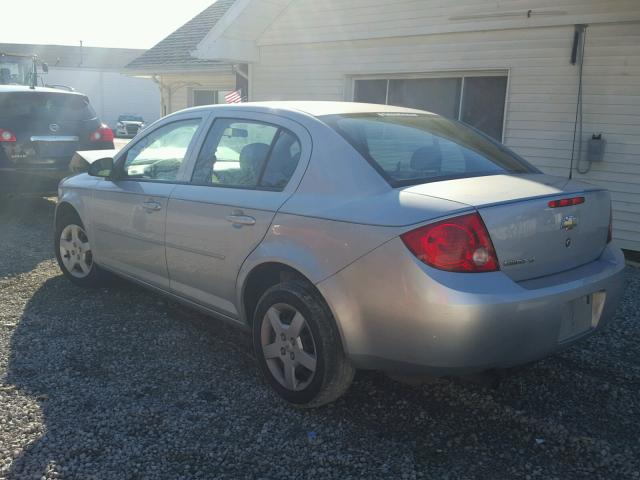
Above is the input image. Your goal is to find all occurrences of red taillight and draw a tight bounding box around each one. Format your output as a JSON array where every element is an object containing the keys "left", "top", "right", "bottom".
[
  {"left": 401, "top": 212, "right": 499, "bottom": 273},
  {"left": 548, "top": 196, "right": 585, "bottom": 208},
  {"left": 89, "top": 125, "right": 114, "bottom": 143},
  {"left": 607, "top": 204, "right": 613, "bottom": 244},
  {"left": 0, "top": 128, "right": 16, "bottom": 142}
]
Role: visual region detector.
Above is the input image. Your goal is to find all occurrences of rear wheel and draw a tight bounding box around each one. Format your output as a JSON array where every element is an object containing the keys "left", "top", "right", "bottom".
[
  {"left": 253, "top": 281, "right": 354, "bottom": 408},
  {"left": 55, "top": 213, "right": 107, "bottom": 287}
]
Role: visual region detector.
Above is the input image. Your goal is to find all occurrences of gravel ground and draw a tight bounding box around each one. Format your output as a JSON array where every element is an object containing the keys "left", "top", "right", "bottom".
[{"left": 1, "top": 197, "right": 639, "bottom": 480}]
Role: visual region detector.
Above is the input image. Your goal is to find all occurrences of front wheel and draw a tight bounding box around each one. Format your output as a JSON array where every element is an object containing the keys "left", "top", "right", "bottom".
[
  {"left": 55, "top": 214, "right": 107, "bottom": 287},
  {"left": 253, "top": 281, "right": 355, "bottom": 408}
]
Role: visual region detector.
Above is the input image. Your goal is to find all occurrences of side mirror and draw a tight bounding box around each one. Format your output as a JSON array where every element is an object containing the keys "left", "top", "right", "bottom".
[
  {"left": 41, "top": 62, "right": 49, "bottom": 73},
  {"left": 88, "top": 157, "right": 115, "bottom": 178}
]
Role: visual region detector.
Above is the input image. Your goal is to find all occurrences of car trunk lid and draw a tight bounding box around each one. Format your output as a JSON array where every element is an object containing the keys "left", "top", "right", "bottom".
[{"left": 403, "top": 174, "right": 610, "bottom": 281}]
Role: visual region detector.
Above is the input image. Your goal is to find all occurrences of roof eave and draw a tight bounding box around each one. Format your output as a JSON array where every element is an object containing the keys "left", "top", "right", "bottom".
[
  {"left": 191, "top": 38, "right": 259, "bottom": 64},
  {"left": 123, "top": 63, "right": 235, "bottom": 76},
  {"left": 194, "top": 0, "right": 294, "bottom": 63}
]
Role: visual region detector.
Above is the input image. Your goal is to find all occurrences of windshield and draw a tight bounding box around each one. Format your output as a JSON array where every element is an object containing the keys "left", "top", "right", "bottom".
[
  {"left": 321, "top": 112, "right": 537, "bottom": 187},
  {"left": 119, "top": 115, "right": 144, "bottom": 122},
  {"left": 0, "top": 57, "right": 31, "bottom": 85},
  {"left": 0, "top": 92, "right": 96, "bottom": 121}
]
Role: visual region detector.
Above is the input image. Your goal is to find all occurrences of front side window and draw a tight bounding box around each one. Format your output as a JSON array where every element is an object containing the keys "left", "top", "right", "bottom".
[
  {"left": 192, "top": 119, "right": 301, "bottom": 190},
  {"left": 322, "top": 113, "right": 536, "bottom": 187},
  {"left": 121, "top": 119, "right": 201, "bottom": 182},
  {"left": 354, "top": 74, "right": 507, "bottom": 141}
]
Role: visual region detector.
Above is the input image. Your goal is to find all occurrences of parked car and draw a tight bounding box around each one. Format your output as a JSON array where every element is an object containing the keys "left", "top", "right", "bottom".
[
  {"left": 0, "top": 85, "right": 114, "bottom": 195},
  {"left": 114, "top": 114, "right": 145, "bottom": 138},
  {"left": 54, "top": 102, "right": 625, "bottom": 407}
]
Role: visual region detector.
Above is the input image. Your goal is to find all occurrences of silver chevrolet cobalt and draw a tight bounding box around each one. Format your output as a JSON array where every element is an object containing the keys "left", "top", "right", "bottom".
[{"left": 55, "top": 102, "right": 625, "bottom": 407}]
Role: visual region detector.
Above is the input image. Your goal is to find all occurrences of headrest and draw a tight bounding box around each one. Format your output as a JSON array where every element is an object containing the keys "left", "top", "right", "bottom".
[
  {"left": 410, "top": 145, "right": 442, "bottom": 172},
  {"left": 239, "top": 143, "right": 270, "bottom": 173}
]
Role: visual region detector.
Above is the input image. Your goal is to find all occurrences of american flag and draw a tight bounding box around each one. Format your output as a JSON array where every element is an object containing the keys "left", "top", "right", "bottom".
[{"left": 224, "top": 90, "right": 243, "bottom": 103}]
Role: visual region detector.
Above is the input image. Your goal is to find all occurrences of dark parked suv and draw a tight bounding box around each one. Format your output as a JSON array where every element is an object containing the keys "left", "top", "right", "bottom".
[{"left": 0, "top": 85, "right": 114, "bottom": 194}]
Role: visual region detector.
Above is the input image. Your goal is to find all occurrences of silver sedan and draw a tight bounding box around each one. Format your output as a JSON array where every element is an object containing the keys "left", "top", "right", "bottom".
[{"left": 54, "top": 102, "right": 625, "bottom": 407}]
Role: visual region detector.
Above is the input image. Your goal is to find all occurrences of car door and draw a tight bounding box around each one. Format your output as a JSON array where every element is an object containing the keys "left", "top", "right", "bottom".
[
  {"left": 90, "top": 114, "right": 206, "bottom": 288},
  {"left": 165, "top": 112, "right": 310, "bottom": 318}
]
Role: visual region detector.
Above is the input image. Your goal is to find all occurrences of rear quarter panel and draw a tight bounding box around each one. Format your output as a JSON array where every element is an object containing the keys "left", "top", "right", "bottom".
[
  {"left": 236, "top": 111, "right": 475, "bottom": 321},
  {"left": 236, "top": 212, "right": 402, "bottom": 322}
]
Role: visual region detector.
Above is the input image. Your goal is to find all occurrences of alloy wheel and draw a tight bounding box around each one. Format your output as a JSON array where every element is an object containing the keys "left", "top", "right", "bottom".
[
  {"left": 260, "top": 303, "right": 318, "bottom": 391},
  {"left": 59, "top": 224, "right": 93, "bottom": 279}
]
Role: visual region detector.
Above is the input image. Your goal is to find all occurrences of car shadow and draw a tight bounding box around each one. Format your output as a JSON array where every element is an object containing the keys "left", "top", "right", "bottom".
[
  {"left": 5, "top": 273, "right": 258, "bottom": 478},
  {"left": 0, "top": 196, "right": 56, "bottom": 278},
  {"left": 5, "top": 268, "right": 639, "bottom": 478}
]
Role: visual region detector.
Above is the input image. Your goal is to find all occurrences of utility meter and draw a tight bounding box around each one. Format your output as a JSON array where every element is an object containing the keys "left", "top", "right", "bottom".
[{"left": 587, "top": 134, "right": 606, "bottom": 163}]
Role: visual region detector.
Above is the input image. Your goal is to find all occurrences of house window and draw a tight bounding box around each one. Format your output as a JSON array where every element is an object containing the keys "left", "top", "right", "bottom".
[
  {"left": 193, "top": 89, "right": 218, "bottom": 107},
  {"left": 353, "top": 74, "right": 508, "bottom": 141},
  {"left": 192, "top": 89, "right": 237, "bottom": 107}
]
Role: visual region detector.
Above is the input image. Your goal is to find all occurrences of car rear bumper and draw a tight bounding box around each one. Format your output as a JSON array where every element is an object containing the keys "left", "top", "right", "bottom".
[
  {"left": 0, "top": 143, "right": 112, "bottom": 194},
  {"left": 317, "top": 239, "right": 626, "bottom": 375},
  {"left": 0, "top": 167, "right": 71, "bottom": 194}
]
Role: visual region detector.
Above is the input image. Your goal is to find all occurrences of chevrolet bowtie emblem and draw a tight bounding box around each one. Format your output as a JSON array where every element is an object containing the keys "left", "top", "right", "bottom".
[{"left": 561, "top": 215, "right": 578, "bottom": 231}]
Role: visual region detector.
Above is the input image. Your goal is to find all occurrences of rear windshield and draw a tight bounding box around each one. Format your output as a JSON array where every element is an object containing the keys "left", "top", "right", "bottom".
[
  {"left": 321, "top": 113, "right": 537, "bottom": 187},
  {"left": 0, "top": 92, "right": 97, "bottom": 121},
  {"left": 119, "top": 115, "right": 144, "bottom": 122}
]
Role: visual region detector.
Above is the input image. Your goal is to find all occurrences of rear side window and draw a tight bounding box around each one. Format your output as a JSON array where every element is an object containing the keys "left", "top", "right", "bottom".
[
  {"left": 321, "top": 113, "right": 536, "bottom": 187},
  {"left": 192, "top": 118, "right": 301, "bottom": 191},
  {"left": 261, "top": 131, "right": 301, "bottom": 189},
  {"left": 0, "top": 92, "right": 96, "bottom": 121}
]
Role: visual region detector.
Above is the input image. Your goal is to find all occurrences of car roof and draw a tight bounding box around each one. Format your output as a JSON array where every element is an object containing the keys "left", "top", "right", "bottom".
[
  {"left": 182, "top": 101, "right": 433, "bottom": 118},
  {"left": 0, "top": 85, "right": 85, "bottom": 96}
]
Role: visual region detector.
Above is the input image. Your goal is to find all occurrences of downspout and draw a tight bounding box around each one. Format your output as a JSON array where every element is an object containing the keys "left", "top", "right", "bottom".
[{"left": 568, "top": 24, "right": 588, "bottom": 178}]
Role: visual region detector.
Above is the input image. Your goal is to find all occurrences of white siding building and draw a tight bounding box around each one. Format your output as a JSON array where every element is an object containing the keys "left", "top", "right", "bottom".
[{"left": 188, "top": 0, "right": 640, "bottom": 251}]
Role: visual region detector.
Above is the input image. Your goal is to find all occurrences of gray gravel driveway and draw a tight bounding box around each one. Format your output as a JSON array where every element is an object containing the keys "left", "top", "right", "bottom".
[{"left": 1, "top": 197, "right": 639, "bottom": 479}]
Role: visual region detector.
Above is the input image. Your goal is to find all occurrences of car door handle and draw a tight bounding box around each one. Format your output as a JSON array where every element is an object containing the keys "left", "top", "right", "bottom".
[
  {"left": 226, "top": 214, "right": 256, "bottom": 226},
  {"left": 142, "top": 200, "right": 163, "bottom": 212}
]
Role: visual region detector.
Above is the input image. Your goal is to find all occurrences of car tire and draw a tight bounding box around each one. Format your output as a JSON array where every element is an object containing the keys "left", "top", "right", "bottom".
[
  {"left": 54, "top": 211, "right": 108, "bottom": 288},
  {"left": 253, "top": 280, "right": 355, "bottom": 408}
]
